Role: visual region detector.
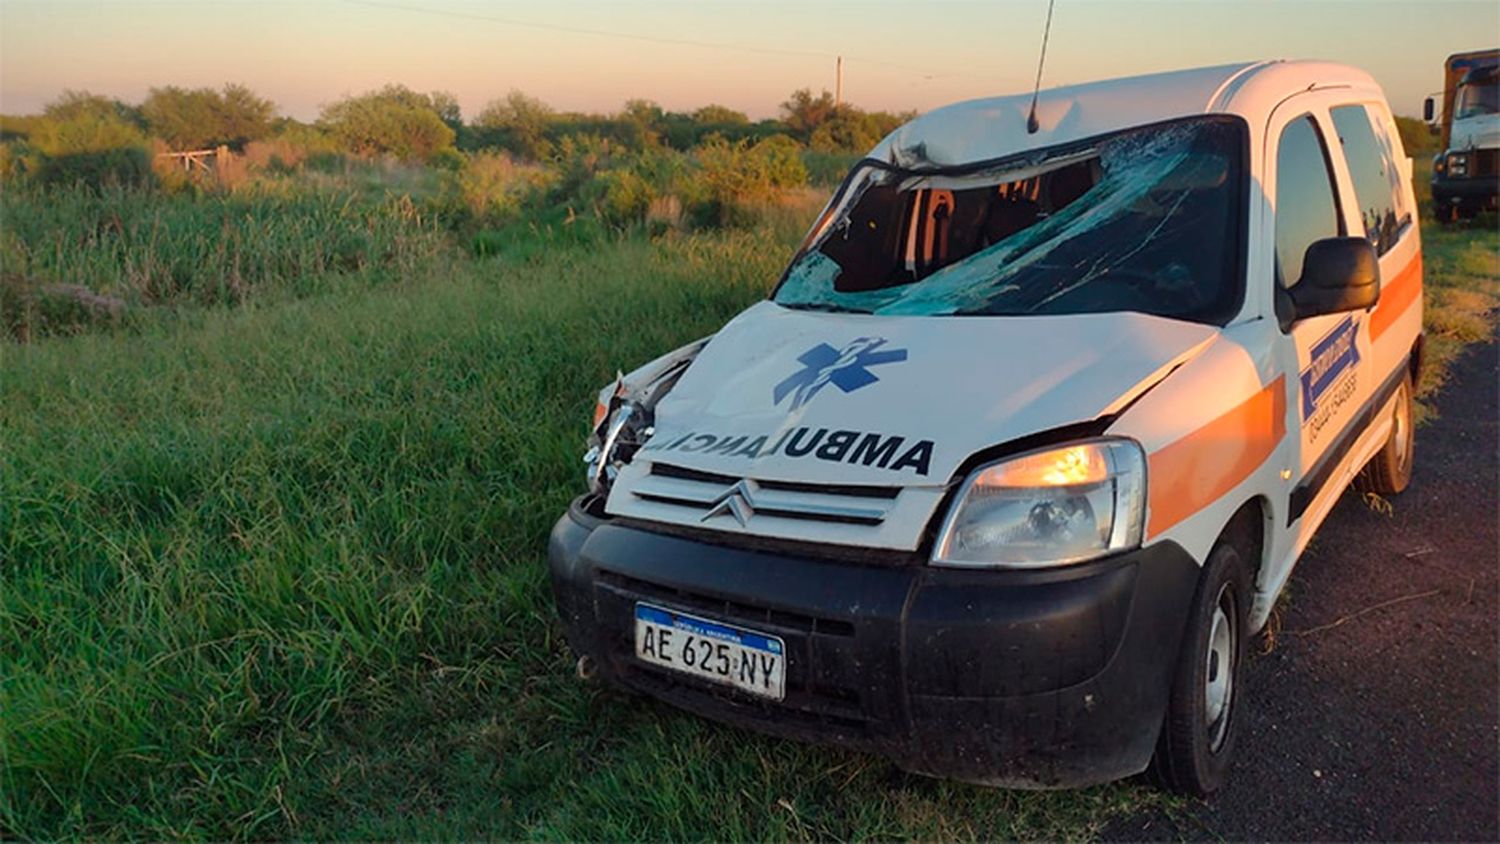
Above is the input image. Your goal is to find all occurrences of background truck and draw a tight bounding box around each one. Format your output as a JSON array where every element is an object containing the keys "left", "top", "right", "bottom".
[{"left": 1425, "top": 48, "right": 1499, "bottom": 222}]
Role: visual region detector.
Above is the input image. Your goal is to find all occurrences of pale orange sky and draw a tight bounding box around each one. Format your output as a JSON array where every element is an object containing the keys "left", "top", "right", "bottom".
[{"left": 1, "top": 0, "right": 1495, "bottom": 120}]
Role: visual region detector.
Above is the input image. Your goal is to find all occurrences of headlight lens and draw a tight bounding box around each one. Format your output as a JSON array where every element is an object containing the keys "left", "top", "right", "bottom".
[
  {"left": 932, "top": 438, "right": 1146, "bottom": 568},
  {"left": 1447, "top": 152, "right": 1469, "bottom": 177}
]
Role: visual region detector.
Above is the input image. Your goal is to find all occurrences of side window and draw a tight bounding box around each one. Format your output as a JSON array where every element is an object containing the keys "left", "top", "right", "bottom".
[
  {"left": 1330, "top": 104, "right": 1409, "bottom": 255},
  {"left": 1274, "top": 116, "right": 1342, "bottom": 287}
]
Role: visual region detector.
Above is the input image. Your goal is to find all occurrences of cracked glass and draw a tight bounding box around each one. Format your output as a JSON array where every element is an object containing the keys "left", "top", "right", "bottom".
[{"left": 776, "top": 117, "right": 1247, "bottom": 325}]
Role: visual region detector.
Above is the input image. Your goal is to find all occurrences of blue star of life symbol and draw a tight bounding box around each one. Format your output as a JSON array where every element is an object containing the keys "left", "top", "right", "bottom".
[{"left": 773, "top": 337, "right": 908, "bottom": 410}]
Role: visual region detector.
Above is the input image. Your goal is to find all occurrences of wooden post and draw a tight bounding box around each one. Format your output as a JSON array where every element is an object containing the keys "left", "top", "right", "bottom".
[{"left": 835, "top": 55, "right": 843, "bottom": 111}]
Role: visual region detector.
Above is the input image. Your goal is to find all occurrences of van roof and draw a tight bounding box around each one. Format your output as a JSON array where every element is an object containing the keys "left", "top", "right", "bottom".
[{"left": 869, "top": 60, "right": 1382, "bottom": 168}]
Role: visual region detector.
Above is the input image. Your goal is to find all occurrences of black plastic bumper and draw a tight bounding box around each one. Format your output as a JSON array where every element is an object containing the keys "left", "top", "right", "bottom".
[
  {"left": 1432, "top": 174, "right": 1499, "bottom": 211},
  {"left": 548, "top": 495, "right": 1200, "bottom": 788}
]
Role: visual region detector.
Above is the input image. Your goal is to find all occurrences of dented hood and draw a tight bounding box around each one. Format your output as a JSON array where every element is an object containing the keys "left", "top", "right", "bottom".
[{"left": 628, "top": 300, "right": 1216, "bottom": 487}]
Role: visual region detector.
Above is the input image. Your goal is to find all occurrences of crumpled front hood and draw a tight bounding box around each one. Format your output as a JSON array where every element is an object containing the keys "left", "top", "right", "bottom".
[
  {"left": 1451, "top": 113, "right": 1500, "bottom": 152},
  {"left": 628, "top": 301, "right": 1217, "bottom": 487}
]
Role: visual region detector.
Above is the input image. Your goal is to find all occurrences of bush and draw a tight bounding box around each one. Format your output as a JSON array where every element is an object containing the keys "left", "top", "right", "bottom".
[
  {"left": 802, "top": 149, "right": 860, "bottom": 187},
  {"left": 0, "top": 141, "right": 23, "bottom": 180},
  {"left": 438, "top": 151, "right": 552, "bottom": 228},
  {"left": 474, "top": 91, "right": 555, "bottom": 161},
  {"left": 24, "top": 111, "right": 153, "bottom": 190},
  {"left": 319, "top": 88, "right": 457, "bottom": 162},
  {"left": 693, "top": 134, "right": 808, "bottom": 226}
]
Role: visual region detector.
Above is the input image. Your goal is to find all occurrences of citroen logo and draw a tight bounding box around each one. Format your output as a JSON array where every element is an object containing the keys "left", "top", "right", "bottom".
[{"left": 701, "top": 479, "right": 757, "bottom": 527}]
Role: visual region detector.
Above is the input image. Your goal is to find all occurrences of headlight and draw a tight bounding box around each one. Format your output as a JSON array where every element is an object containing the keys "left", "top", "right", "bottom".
[
  {"left": 932, "top": 438, "right": 1146, "bottom": 568},
  {"left": 1447, "top": 152, "right": 1469, "bottom": 177}
]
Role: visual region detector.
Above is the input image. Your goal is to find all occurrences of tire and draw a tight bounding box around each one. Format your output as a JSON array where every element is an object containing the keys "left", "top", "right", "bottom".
[
  {"left": 1357, "top": 372, "right": 1415, "bottom": 495},
  {"left": 1150, "top": 540, "right": 1251, "bottom": 796}
]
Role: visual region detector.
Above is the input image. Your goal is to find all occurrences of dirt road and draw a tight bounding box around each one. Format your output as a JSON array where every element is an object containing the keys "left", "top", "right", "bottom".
[{"left": 1106, "top": 333, "right": 1499, "bottom": 841}]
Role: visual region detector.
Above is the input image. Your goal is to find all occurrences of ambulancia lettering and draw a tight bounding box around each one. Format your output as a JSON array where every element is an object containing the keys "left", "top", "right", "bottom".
[{"left": 644, "top": 426, "right": 935, "bottom": 476}]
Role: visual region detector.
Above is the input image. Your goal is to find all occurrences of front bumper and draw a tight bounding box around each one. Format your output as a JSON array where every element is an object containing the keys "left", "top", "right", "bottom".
[
  {"left": 548, "top": 495, "right": 1200, "bottom": 788},
  {"left": 1432, "top": 173, "right": 1499, "bottom": 211}
]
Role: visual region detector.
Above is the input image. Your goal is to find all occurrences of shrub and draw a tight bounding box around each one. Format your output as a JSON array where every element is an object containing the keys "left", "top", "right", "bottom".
[
  {"left": 319, "top": 88, "right": 457, "bottom": 162},
  {"left": 802, "top": 149, "right": 860, "bottom": 187},
  {"left": 548, "top": 133, "right": 625, "bottom": 204},
  {"left": 41, "top": 90, "right": 144, "bottom": 129},
  {"left": 25, "top": 110, "right": 153, "bottom": 190},
  {"left": 0, "top": 141, "right": 22, "bottom": 181},
  {"left": 596, "top": 168, "right": 656, "bottom": 228},
  {"left": 438, "top": 151, "right": 552, "bottom": 228},
  {"left": 243, "top": 138, "right": 310, "bottom": 172},
  {"left": 475, "top": 91, "right": 555, "bottom": 161},
  {"left": 693, "top": 134, "right": 808, "bottom": 225}
]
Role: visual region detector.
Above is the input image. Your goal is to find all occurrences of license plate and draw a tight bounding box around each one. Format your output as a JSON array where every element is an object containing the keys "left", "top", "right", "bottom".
[{"left": 633, "top": 603, "right": 786, "bottom": 701}]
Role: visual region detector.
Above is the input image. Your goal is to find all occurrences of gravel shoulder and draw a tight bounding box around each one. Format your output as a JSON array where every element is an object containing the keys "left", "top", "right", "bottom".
[{"left": 1105, "top": 332, "right": 1499, "bottom": 842}]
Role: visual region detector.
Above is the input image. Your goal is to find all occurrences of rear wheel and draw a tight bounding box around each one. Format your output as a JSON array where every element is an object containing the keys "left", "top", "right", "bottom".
[
  {"left": 1357, "top": 372, "right": 1415, "bottom": 495},
  {"left": 1150, "top": 540, "right": 1250, "bottom": 796}
]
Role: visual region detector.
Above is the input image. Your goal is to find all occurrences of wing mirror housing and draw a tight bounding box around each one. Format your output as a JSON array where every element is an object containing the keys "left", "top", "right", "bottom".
[
  {"left": 1423, "top": 96, "right": 1435, "bottom": 122},
  {"left": 1276, "top": 237, "right": 1381, "bottom": 331}
]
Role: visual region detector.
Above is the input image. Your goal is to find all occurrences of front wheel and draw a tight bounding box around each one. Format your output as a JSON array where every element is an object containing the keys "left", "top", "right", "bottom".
[{"left": 1150, "top": 540, "right": 1250, "bottom": 796}]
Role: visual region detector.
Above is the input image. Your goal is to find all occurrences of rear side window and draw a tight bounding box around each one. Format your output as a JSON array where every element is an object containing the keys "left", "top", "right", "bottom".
[
  {"left": 1274, "top": 116, "right": 1342, "bottom": 287},
  {"left": 1331, "top": 104, "right": 1410, "bottom": 255}
]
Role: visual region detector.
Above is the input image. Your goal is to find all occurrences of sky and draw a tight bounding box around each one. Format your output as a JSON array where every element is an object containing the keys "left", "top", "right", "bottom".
[{"left": 1, "top": 0, "right": 1496, "bottom": 121}]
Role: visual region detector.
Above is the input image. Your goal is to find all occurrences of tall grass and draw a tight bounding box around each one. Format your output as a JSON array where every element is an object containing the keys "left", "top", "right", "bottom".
[{"left": 1, "top": 181, "right": 449, "bottom": 311}]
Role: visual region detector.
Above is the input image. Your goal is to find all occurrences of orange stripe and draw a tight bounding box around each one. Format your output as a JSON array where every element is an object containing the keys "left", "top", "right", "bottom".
[
  {"left": 1146, "top": 375, "right": 1287, "bottom": 538},
  {"left": 1369, "top": 252, "right": 1422, "bottom": 342}
]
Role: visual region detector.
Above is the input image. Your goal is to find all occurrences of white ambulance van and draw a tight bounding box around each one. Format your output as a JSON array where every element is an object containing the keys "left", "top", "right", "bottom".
[{"left": 549, "top": 60, "right": 1424, "bottom": 794}]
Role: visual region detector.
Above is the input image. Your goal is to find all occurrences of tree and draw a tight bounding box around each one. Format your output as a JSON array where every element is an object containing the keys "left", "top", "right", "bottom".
[
  {"left": 779, "top": 88, "right": 837, "bottom": 139},
  {"left": 618, "top": 98, "right": 664, "bottom": 149},
  {"left": 141, "top": 84, "right": 274, "bottom": 150},
  {"left": 809, "top": 110, "right": 885, "bottom": 154},
  {"left": 43, "top": 90, "right": 143, "bottom": 128},
  {"left": 692, "top": 104, "right": 750, "bottom": 126},
  {"left": 428, "top": 90, "right": 463, "bottom": 133},
  {"left": 475, "top": 91, "right": 555, "bottom": 160},
  {"left": 215, "top": 84, "right": 277, "bottom": 147},
  {"left": 319, "top": 87, "right": 456, "bottom": 161},
  {"left": 30, "top": 91, "right": 152, "bottom": 188}
]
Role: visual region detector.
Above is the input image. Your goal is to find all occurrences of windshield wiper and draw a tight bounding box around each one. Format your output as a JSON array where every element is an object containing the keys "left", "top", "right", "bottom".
[{"left": 779, "top": 301, "right": 869, "bottom": 315}]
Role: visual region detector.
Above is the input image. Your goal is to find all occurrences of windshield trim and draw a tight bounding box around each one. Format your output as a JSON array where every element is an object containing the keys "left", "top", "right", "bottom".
[{"left": 769, "top": 114, "right": 1252, "bottom": 327}]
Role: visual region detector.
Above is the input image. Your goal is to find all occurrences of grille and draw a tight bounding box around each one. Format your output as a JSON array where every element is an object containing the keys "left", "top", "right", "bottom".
[
  {"left": 630, "top": 461, "right": 901, "bottom": 527},
  {"left": 1474, "top": 148, "right": 1498, "bottom": 178},
  {"left": 599, "top": 569, "right": 856, "bottom": 638}
]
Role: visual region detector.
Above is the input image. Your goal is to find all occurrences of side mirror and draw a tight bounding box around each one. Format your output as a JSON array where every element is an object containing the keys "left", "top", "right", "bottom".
[
  {"left": 1423, "top": 96, "right": 1435, "bottom": 122},
  {"left": 1283, "top": 237, "right": 1380, "bottom": 326}
]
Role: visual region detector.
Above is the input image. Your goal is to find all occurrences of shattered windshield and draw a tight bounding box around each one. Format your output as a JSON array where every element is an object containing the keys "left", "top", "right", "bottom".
[{"left": 774, "top": 116, "right": 1247, "bottom": 324}]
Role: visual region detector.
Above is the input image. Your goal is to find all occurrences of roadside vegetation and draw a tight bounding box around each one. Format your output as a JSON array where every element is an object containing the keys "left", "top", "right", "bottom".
[{"left": 1, "top": 86, "right": 1495, "bottom": 839}]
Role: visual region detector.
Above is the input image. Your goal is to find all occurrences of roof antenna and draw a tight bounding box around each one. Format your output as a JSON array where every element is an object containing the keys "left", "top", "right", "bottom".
[{"left": 1026, "top": 0, "right": 1057, "bottom": 134}]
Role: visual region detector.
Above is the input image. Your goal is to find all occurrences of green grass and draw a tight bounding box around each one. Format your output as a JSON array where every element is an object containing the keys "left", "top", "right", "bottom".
[
  {"left": 2, "top": 173, "right": 1494, "bottom": 840},
  {"left": 0, "top": 212, "right": 1165, "bottom": 840},
  {"left": 1408, "top": 158, "right": 1500, "bottom": 422}
]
